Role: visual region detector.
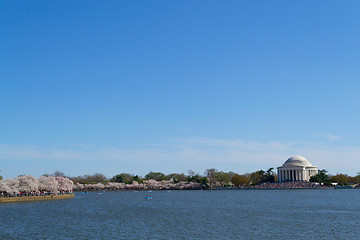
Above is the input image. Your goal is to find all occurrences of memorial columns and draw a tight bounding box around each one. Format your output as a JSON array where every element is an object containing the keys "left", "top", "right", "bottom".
[
  {"left": 278, "top": 156, "right": 318, "bottom": 182},
  {"left": 287, "top": 170, "right": 289, "bottom": 181},
  {"left": 293, "top": 169, "right": 296, "bottom": 181},
  {"left": 297, "top": 170, "right": 301, "bottom": 181},
  {"left": 302, "top": 169, "right": 305, "bottom": 181},
  {"left": 278, "top": 169, "right": 281, "bottom": 182}
]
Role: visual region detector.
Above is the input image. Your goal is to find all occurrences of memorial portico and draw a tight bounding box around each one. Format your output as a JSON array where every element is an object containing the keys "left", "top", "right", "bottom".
[{"left": 277, "top": 156, "right": 318, "bottom": 182}]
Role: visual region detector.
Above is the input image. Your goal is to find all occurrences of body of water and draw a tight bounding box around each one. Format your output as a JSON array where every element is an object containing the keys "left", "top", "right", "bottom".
[{"left": 1, "top": 189, "right": 359, "bottom": 239}]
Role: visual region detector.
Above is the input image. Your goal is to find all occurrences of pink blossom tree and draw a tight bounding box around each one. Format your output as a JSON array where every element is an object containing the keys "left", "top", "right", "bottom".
[
  {"left": 38, "top": 176, "right": 59, "bottom": 193},
  {"left": 0, "top": 178, "right": 19, "bottom": 194},
  {"left": 16, "top": 175, "right": 38, "bottom": 193},
  {"left": 55, "top": 176, "right": 74, "bottom": 191}
]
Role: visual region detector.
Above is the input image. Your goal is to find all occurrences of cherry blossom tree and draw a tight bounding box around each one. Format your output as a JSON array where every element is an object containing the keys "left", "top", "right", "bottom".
[
  {"left": 16, "top": 175, "right": 38, "bottom": 193},
  {"left": 55, "top": 176, "right": 74, "bottom": 191},
  {"left": 0, "top": 178, "right": 19, "bottom": 194},
  {"left": 38, "top": 176, "right": 59, "bottom": 193},
  {"left": 0, "top": 175, "right": 74, "bottom": 195}
]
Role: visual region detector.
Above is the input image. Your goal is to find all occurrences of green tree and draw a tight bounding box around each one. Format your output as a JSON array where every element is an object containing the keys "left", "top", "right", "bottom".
[
  {"left": 248, "top": 168, "right": 277, "bottom": 184},
  {"left": 132, "top": 175, "right": 143, "bottom": 183},
  {"left": 262, "top": 168, "right": 276, "bottom": 183},
  {"left": 144, "top": 172, "right": 167, "bottom": 181},
  {"left": 0, "top": 170, "right": 2, "bottom": 180},
  {"left": 199, "top": 176, "right": 209, "bottom": 189},
  {"left": 215, "top": 171, "right": 231, "bottom": 187},
  {"left": 231, "top": 174, "right": 250, "bottom": 186},
  {"left": 250, "top": 170, "right": 265, "bottom": 185},
  {"left": 227, "top": 171, "right": 236, "bottom": 179},
  {"left": 111, "top": 173, "right": 134, "bottom": 184},
  {"left": 69, "top": 175, "right": 87, "bottom": 184},
  {"left": 71, "top": 173, "right": 108, "bottom": 184},
  {"left": 310, "top": 169, "right": 331, "bottom": 185},
  {"left": 353, "top": 173, "right": 360, "bottom": 184},
  {"left": 187, "top": 174, "right": 202, "bottom": 183},
  {"left": 167, "top": 173, "right": 186, "bottom": 183},
  {"left": 330, "top": 174, "right": 349, "bottom": 186},
  {"left": 266, "top": 168, "right": 274, "bottom": 175}
]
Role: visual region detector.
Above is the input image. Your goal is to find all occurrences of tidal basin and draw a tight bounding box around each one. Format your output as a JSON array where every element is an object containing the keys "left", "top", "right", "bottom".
[{"left": 1, "top": 189, "right": 360, "bottom": 239}]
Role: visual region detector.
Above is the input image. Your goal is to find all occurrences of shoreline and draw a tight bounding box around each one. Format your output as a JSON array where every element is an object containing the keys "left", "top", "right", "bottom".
[
  {"left": 76, "top": 187, "right": 359, "bottom": 192},
  {"left": 0, "top": 194, "right": 75, "bottom": 203}
]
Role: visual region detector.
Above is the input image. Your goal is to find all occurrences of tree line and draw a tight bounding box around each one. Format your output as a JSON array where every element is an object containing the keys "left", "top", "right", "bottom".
[
  {"left": 69, "top": 168, "right": 360, "bottom": 187},
  {"left": 66, "top": 168, "right": 278, "bottom": 188},
  {"left": 2, "top": 168, "right": 360, "bottom": 189},
  {"left": 310, "top": 169, "right": 360, "bottom": 186}
]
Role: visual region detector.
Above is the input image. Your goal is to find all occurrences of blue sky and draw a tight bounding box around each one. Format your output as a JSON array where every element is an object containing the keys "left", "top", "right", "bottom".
[{"left": 1, "top": 1, "right": 360, "bottom": 178}]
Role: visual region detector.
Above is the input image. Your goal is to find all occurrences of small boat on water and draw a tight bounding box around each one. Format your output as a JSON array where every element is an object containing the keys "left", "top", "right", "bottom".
[{"left": 146, "top": 195, "right": 152, "bottom": 199}]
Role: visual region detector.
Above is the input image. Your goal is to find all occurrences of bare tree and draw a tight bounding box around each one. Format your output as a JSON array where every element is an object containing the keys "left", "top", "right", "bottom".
[
  {"left": 205, "top": 168, "right": 217, "bottom": 189},
  {"left": 54, "top": 170, "right": 66, "bottom": 177},
  {"left": 187, "top": 170, "right": 196, "bottom": 177}
]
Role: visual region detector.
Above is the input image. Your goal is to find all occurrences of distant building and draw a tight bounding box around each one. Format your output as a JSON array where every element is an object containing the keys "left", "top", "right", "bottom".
[{"left": 277, "top": 156, "right": 318, "bottom": 182}]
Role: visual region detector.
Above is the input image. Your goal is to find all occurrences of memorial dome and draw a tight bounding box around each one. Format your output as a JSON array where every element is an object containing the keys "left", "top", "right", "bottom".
[
  {"left": 278, "top": 156, "right": 318, "bottom": 182},
  {"left": 283, "top": 156, "right": 311, "bottom": 167}
]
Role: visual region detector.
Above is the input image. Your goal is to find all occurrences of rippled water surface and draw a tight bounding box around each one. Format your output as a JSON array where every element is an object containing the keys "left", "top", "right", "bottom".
[{"left": 1, "top": 189, "right": 360, "bottom": 239}]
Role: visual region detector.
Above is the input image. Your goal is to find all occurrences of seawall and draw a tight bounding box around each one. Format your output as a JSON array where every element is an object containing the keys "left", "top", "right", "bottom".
[{"left": 0, "top": 194, "right": 75, "bottom": 203}]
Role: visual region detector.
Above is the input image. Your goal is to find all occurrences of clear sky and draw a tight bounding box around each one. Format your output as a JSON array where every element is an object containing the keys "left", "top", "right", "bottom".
[{"left": 1, "top": 1, "right": 360, "bottom": 179}]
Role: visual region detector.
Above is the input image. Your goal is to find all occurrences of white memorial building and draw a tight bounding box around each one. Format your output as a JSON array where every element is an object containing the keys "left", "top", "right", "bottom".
[{"left": 277, "top": 156, "right": 318, "bottom": 182}]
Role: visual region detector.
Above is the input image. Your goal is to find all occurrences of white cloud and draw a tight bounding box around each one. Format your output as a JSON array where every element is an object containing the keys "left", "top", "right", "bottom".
[
  {"left": 322, "top": 134, "right": 341, "bottom": 141},
  {"left": 1, "top": 137, "right": 360, "bottom": 176}
]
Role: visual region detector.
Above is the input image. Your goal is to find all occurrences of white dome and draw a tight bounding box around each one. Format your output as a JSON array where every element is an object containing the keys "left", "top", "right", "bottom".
[{"left": 283, "top": 156, "right": 312, "bottom": 167}]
